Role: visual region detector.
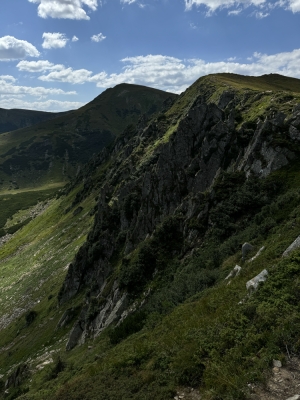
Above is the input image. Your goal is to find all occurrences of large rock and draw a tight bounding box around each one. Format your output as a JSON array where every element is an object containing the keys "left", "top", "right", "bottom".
[
  {"left": 242, "top": 243, "right": 253, "bottom": 260},
  {"left": 282, "top": 235, "right": 300, "bottom": 257},
  {"left": 5, "top": 364, "right": 29, "bottom": 389},
  {"left": 246, "top": 269, "right": 268, "bottom": 293}
]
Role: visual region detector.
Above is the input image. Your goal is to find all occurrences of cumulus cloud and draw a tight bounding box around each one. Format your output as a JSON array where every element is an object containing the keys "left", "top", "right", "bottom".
[
  {"left": 0, "top": 97, "right": 84, "bottom": 112},
  {"left": 36, "top": 49, "right": 300, "bottom": 94},
  {"left": 91, "top": 33, "right": 106, "bottom": 42},
  {"left": 185, "top": 0, "right": 266, "bottom": 11},
  {"left": 0, "top": 36, "right": 40, "bottom": 61},
  {"left": 105, "top": 49, "right": 300, "bottom": 93},
  {"left": 0, "top": 75, "right": 17, "bottom": 83},
  {"left": 17, "top": 60, "right": 64, "bottom": 72},
  {"left": 288, "top": 0, "right": 300, "bottom": 12},
  {"left": 92, "top": 50, "right": 300, "bottom": 93},
  {"left": 39, "top": 67, "right": 94, "bottom": 84},
  {"left": 28, "top": 0, "right": 98, "bottom": 20},
  {"left": 42, "top": 32, "right": 69, "bottom": 49},
  {"left": 0, "top": 75, "right": 76, "bottom": 97},
  {"left": 72, "top": 35, "right": 79, "bottom": 42},
  {"left": 184, "top": 0, "right": 300, "bottom": 14}
]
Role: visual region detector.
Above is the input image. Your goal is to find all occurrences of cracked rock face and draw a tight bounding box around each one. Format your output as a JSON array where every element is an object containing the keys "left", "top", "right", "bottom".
[{"left": 59, "top": 88, "right": 300, "bottom": 350}]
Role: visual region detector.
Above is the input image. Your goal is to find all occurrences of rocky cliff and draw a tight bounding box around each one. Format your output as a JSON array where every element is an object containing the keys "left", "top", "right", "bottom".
[{"left": 58, "top": 73, "right": 300, "bottom": 349}]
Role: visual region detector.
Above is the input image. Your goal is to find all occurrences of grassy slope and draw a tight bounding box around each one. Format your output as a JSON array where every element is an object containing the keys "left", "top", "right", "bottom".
[
  {"left": 2, "top": 160, "right": 299, "bottom": 400},
  {"left": 0, "top": 182, "right": 98, "bottom": 384},
  {"left": 0, "top": 84, "right": 177, "bottom": 192},
  {"left": 0, "top": 109, "right": 68, "bottom": 135},
  {"left": 0, "top": 154, "right": 113, "bottom": 372},
  {"left": 213, "top": 73, "right": 300, "bottom": 92},
  {"left": 1, "top": 74, "right": 300, "bottom": 399},
  {"left": 0, "top": 185, "right": 63, "bottom": 231}
]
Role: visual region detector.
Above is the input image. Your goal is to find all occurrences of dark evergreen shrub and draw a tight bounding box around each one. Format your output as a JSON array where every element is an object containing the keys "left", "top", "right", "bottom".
[
  {"left": 108, "top": 311, "right": 146, "bottom": 344},
  {"left": 25, "top": 310, "right": 37, "bottom": 326}
]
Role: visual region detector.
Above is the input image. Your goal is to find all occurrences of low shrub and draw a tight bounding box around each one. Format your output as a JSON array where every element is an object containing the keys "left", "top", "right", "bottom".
[
  {"left": 108, "top": 311, "right": 146, "bottom": 344},
  {"left": 25, "top": 310, "right": 37, "bottom": 326}
]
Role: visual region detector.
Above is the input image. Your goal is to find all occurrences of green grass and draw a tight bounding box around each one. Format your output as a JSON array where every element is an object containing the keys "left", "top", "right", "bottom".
[
  {"left": 0, "top": 159, "right": 298, "bottom": 400},
  {"left": 0, "top": 187, "right": 61, "bottom": 230},
  {"left": 0, "top": 182, "right": 97, "bottom": 380},
  {"left": 214, "top": 72, "right": 300, "bottom": 93},
  {"left": 0, "top": 84, "right": 177, "bottom": 194},
  {"left": 2, "top": 73, "right": 300, "bottom": 400}
]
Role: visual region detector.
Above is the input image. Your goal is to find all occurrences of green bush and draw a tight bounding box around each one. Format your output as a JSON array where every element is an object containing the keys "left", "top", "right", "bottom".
[
  {"left": 25, "top": 310, "right": 37, "bottom": 326},
  {"left": 108, "top": 311, "right": 146, "bottom": 344},
  {"left": 43, "top": 355, "right": 66, "bottom": 382},
  {"left": 119, "top": 240, "right": 156, "bottom": 294}
]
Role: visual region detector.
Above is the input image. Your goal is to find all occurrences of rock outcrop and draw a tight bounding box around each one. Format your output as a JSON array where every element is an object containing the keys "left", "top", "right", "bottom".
[
  {"left": 57, "top": 77, "right": 300, "bottom": 349},
  {"left": 246, "top": 269, "right": 269, "bottom": 293},
  {"left": 283, "top": 235, "right": 300, "bottom": 257}
]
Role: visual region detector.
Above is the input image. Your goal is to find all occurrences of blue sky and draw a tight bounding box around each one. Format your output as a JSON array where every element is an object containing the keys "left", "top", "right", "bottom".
[{"left": 0, "top": 0, "right": 300, "bottom": 111}]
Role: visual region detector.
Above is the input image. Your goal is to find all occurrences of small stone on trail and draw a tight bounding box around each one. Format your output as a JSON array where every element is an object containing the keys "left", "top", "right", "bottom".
[{"left": 273, "top": 359, "right": 282, "bottom": 368}]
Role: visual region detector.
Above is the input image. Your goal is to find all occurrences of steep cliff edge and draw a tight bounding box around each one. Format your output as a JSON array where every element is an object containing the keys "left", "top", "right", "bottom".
[{"left": 58, "top": 73, "right": 300, "bottom": 349}]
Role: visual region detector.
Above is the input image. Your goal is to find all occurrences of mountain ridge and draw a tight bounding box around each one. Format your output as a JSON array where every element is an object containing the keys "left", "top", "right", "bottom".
[
  {"left": 0, "top": 108, "right": 70, "bottom": 136},
  {"left": 0, "top": 84, "right": 177, "bottom": 192},
  {"left": 1, "top": 73, "right": 300, "bottom": 399}
]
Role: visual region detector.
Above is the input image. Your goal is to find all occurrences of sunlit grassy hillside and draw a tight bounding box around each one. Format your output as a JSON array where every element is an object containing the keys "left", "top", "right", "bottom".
[{"left": 1, "top": 73, "right": 300, "bottom": 400}]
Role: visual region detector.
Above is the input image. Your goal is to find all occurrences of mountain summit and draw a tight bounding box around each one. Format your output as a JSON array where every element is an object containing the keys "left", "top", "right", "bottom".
[{"left": 0, "top": 84, "right": 177, "bottom": 192}]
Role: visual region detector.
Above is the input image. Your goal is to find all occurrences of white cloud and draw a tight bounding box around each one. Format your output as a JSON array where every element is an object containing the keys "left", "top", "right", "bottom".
[
  {"left": 121, "top": 0, "right": 138, "bottom": 4},
  {"left": 287, "top": 0, "right": 300, "bottom": 12},
  {"left": 184, "top": 0, "right": 300, "bottom": 14},
  {"left": 228, "top": 8, "right": 242, "bottom": 14},
  {"left": 17, "top": 60, "right": 64, "bottom": 72},
  {"left": 0, "top": 36, "right": 40, "bottom": 60},
  {"left": 42, "top": 32, "right": 69, "bottom": 49},
  {"left": 72, "top": 35, "right": 79, "bottom": 42},
  {"left": 91, "top": 33, "right": 106, "bottom": 42},
  {"left": 0, "top": 76, "right": 77, "bottom": 97},
  {"left": 185, "top": 0, "right": 266, "bottom": 13},
  {"left": 28, "top": 0, "right": 98, "bottom": 20},
  {"left": 121, "top": 0, "right": 147, "bottom": 8},
  {"left": 0, "top": 98, "right": 84, "bottom": 112},
  {"left": 0, "top": 75, "right": 17, "bottom": 83},
  {"left": 35, "top": 49, "right": 300, "bottom": 94},
  {"left": 39, "top": 67, "right": 94, "bottom": 84},
  {"left": 91, "top": 50, "right": 300, "bottom": 93},
  {"left": 254, "top": 10, "right": 269, "bottom": 17}
]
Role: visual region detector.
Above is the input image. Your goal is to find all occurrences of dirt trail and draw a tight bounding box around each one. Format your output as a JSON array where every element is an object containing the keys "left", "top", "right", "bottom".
[{"left": 250, "top": 358, "right": 300, "bottom": 400}]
